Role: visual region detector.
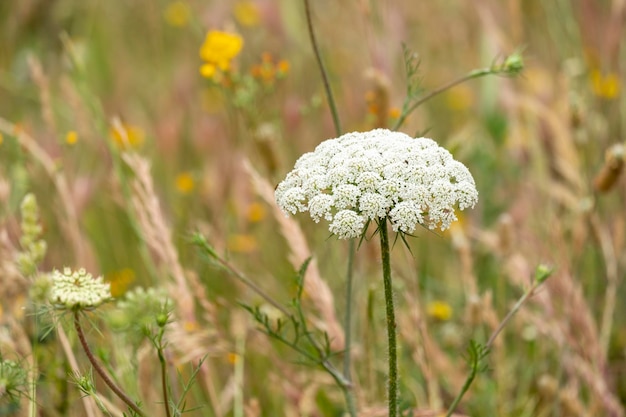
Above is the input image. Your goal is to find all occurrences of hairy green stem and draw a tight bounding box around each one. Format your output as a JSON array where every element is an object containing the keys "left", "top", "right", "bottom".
[
  {"left": 379, "top": 218, "right": 398, "bottom": 416},
  {"left": 73, "top": 311, "right": 146, "bottom": 417},
  {"left": 342, "top": 240, "right": 356, "bottom": 414},
  {"left": 303, "top": 0, "right": 342, "bottom": 136},
  {"left": 343, "top": 240, "right": 355, "bottom": 380}
]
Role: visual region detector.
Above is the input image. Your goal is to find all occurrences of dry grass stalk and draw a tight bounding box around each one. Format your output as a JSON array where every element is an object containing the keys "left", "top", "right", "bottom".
[
  {"left": 397, "top": 292, "right": 445, "bottom": 409},
  {"left": 564, "top": 352, "right": 625, "bottom": 417},
  {"left": 0, "top": 117, "right": 86, "bottom": 262},
  {"left": 587, "top": 212, "right": 620, "bottom": 358},
  {"left": 120, "top": 149, "right": 195, "bottom": 324},
  {"left": 243, "top": 159, "right": 345, "bottom": 350},
  {"left": 27, "top": 54, "right": 56, "bottom": 133}
]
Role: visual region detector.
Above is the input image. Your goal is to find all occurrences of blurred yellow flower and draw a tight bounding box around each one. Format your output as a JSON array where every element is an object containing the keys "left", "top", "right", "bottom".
[
  {"left": 175, "top": 172, "right": 195, "bottom": 194},
  {"left": 228, "top": 234, "right": 258, "bottom": 253},
  {"left": 110, "top": 124, "right": 145, "bottom": 149},
  {"left": 65, "top": 130, "right": 78, "bottom": 145},
  {"left": 427, "top": 300, "right": 453, "bottom": 321},
  {"left": 164, "top": 1, "right": 190, "bottom": 27},
  {"left": 591, "top": 69, "right": 621, "bottom": 99},
  {"left": 106, "top": 268, "right": 136, "bottom": 298},
  {"left": 200, "top": 63, "right": 217, "bottom": 78},
  {"left": 445, "top": 84, "right": 474, "bottom": 110},
  {"left": 0, "top": 133, "right": 3, "bottom": 145},
  {"left": 199, "top": 30, "right": 244, "bottom": 78},
  {"left": 184, "top": 320, "right": 199, "bottom": 332},
  {"left": 234, "top": 1, "right": 260, "bottom": 27},
  {"left": 246, "top": 202, "right": 266, "bottom": 223},
  {"left": 227, "top": 352, "right": 240, "bottom": 364},
  {"left": 388, "top": 107, "right": 401, "bottom": 119}
]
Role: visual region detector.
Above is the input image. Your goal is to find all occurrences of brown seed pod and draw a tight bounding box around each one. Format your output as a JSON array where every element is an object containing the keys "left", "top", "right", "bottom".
[{"left": 593, "top": 143, "right": 625, "bottom": 193}]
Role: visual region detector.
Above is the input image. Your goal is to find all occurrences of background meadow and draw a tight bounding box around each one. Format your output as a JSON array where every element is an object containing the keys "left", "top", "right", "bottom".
[{"left": 1, "top": 0, "right": 625, "bottom": 416}]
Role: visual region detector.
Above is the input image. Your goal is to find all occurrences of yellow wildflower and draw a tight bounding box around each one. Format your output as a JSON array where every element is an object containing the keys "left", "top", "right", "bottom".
[
  {"left": 199, "top": 30, "right": 244, "bottom": 78},
  {"left": 228, "top": 234, "right": 258, "bottom": 253},
  {"left": 227, "top": 352, "right": 239, "bottom": 364},
  {"left": 246, "top": 202, "right": 266, "bottom": 223},
  {"left": 164, "top": 1, "right": 190, "bottom": 27},
  {"left": 110, "top": 123, "right": 145, "bottom": 149},
  {"left": 65, "top": 130, "right": 78, "bottom": 145},
  {"left": 106, "top": 268, "right": 136, "bottom": 298},
  {"left": 0, "top": 133, "right": 3, "bottom": 145},
  {"left": 234, "top": 1, "right": 260, "bottom": 27},
  {"left": 427, "top": 300, "right": 453, "bottom": 321},
  {"left": 591, "top": 69, "right": 621, "bottom": 99},
  {"left": 175, "top": 172, "right": 195, "bottom": 194}
]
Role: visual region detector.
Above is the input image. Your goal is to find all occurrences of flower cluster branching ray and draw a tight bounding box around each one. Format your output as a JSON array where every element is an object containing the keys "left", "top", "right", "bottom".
[{"left": 275, "top": 129, "right": 478, "bottom": 239}]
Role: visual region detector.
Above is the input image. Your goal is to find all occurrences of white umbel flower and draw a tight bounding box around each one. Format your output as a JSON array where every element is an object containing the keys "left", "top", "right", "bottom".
[
  {"left": 50, "top": 268, "right": 112, "bottom": 309},
  {"left": 275, "top": 129, "right": 478, "bottom": 239}
]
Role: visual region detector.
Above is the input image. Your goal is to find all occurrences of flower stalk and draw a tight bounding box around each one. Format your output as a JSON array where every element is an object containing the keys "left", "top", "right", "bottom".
[
  {"left": 73, "top": 311, "right": 146, "bottom": 417},
  {"left": 379, "top": 218, "right": 399, "bottom": 416}
]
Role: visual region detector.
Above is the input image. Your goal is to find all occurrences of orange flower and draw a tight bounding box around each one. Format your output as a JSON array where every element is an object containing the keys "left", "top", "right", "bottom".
[{"left": 276, "top": 59, "right": 290, "bottom": 76}]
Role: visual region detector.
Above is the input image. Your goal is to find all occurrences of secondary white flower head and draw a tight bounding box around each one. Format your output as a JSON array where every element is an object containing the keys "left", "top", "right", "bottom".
[
  {"left": 50, "top": 268, "right": 112, "bottom": 309},
  {"left": 275, "top": 129, "right": 478, "bottom": 238}
]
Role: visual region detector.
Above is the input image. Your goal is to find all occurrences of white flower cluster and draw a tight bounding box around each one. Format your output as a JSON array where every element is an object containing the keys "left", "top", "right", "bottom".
[
  {"left": 275, "top": 129, "right": 478, "bottom": 239},
  {"left": 50, "top": 268, "right": 112, "bottom": 309}
]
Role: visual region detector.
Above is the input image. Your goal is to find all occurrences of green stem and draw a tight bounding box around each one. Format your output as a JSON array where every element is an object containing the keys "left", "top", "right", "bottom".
[
  {"left": 445, "top": 344, "right": 484, "bottom": 417},
  {"left": 73, "top": 311, "right": 147, "bottom": 417},
  {"left": 155, "top": 330, "right": 172, "bottom": 417},
  {"left": 446, "top": 278, "right": 544, "bottom": 417},
  {"left": 486, "top": 280, "right": 541, "bottom": 350},
  {"left": 343, "top": 241, "right": 357, "bottom": 415},
  {"left": 392, "top": 68, "right": 492, "bottom": 131},
  {"left": 303, "top": 0, "right": 342, "bottom": 136},
  {"left": 379, "top": 218, "right": 398, "bottom": 416},
  {"left": 343, "top": 240, "right": 355, "bottom": 380}
]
